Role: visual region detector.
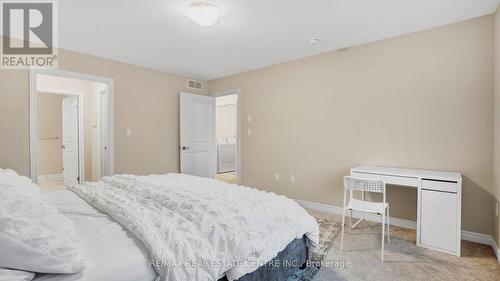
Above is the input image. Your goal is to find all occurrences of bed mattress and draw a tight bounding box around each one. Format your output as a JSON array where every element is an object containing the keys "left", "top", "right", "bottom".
[{"left": 35, "top": 189, "right": 158, "bottom": 281}]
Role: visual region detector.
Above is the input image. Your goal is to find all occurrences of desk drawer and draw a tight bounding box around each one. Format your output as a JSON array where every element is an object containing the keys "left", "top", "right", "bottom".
[
  {"left": 351, "top": 172, "right": 419, "bottom": 187},
  {"left": 422, "top": 179, "right": 458, "bottom": 193}
]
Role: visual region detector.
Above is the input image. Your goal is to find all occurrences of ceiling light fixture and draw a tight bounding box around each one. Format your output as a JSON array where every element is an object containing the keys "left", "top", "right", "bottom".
[
  {"left": 185, "top": 2, "right": 220, "bottom": 27},
  {"left": 308, "top": 38, "right": 320, "bottom": 45}
]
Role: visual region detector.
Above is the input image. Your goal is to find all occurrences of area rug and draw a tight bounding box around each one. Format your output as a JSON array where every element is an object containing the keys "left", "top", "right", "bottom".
[
  {"left": 311, "top": 217, "right": 342, "bottom": 261},
  {"left": 293, "top": 217, "right": 342, "bottom": 281}
]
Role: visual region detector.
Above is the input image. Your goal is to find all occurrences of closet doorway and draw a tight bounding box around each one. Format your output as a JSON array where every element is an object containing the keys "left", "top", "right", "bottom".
[{"left": 29, "top": 69, "right": 114, "bottom": 190}]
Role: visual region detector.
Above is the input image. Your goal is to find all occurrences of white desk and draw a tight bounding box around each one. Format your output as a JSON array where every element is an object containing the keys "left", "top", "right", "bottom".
[{"left": 351, "top": 165, "right": 462, "bottom": 256}]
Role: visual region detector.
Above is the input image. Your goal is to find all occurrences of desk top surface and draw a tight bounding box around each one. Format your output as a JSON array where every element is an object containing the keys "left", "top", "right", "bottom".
[{"left": 351, "top": 165, "right": 462, "bottom": 181}]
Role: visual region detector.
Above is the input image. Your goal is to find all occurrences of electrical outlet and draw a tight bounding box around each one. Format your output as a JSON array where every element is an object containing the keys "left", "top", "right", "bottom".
[
  {"left": 290, "top": 174, "right": 295, "bottom": 183},
  {"left": 247, "top": 128, "right": 252, "bottom": 135},
  {"left": 125, "top": 128, "right": 133, "bottom": 136},
  {"left": 247, "top": 114, "right": 252, "bottom": 122},
  {"left": 274, "top": 173, "right": 280, "bottom": 181}
]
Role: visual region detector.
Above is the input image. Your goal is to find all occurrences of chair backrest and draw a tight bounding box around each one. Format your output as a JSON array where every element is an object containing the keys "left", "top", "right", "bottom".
[{"left": 344, "top": 176, "right": 385, "bottom": 194}]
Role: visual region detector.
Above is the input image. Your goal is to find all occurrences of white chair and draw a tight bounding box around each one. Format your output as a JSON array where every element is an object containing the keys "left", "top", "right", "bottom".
[{"left": 340, "top": 176, "right": 390, "bottom": 262}]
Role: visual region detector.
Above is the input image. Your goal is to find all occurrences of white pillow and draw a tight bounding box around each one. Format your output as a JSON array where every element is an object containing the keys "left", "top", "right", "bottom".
[
  {"left": 0, "top": 169, "right": 39, "bottom": 198},
  {"left": 0, "top": 170, "right": 85, "bottom": 274},
  {"left": 0, "top": 268, "right": 35, "bottom": 281}
]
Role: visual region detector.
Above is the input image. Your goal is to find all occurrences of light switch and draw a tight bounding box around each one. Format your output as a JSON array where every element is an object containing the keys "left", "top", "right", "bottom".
[
  {"left": 247, "top": 128, "right": 252, "bottom": 136},
  {"left": 290, "top": 175, "right": 295, "bottom": 183},
  {"left": 126, "top": 128, "right": 132, "bottom": 137},
  {"left": 247, "top": 114, "right": 252, "bottom": 122},
  {"left": 275, "top": 173, "right": 280, "bottom": 181}
]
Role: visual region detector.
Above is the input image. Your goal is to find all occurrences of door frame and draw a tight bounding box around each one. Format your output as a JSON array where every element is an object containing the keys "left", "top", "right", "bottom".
[
  {"left": 29, "top": 69, "right": 115, "bottom": 184},
  {"left": 210, "top": 89, "right": 241, "bottom": 184}
]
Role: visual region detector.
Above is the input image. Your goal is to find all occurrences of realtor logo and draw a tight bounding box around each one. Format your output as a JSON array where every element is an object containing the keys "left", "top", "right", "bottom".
[{"left": 1, "top": 0, "right": 58, "bottom": 69}]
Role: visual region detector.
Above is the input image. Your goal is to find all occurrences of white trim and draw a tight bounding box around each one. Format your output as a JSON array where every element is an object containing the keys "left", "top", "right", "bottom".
[
  {"left": 29, "top": 69, "right": 115, "bottom": 184},
  {"left": 492, "top": 239, "right": 500, "bottom": 264},
  {"left": 296, "top": 198, "right": 500, "bottom": 260},
  {"left": 462, "top": 231, "right": 500, "bottom": 264},
  {"left": 461, "top": 231, "right": 495, "bottom": 246},
  {"left": 210, "top": 89, "right": 241, "bottom": 184},
  {"left": 29, "top": 72, "right": 37, "bottom": 182}
]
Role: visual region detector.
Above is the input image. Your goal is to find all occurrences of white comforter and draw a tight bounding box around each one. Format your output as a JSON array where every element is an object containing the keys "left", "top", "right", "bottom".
[{"left": 69, "top": 173, "right": 319, "bottom": 281}]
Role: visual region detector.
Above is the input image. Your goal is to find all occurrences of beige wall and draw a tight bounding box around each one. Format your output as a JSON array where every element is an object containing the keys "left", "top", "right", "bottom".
[
  {"left": 494, "top": 6, "right": 500, "bottom": 247},
  {"left": 37, "top": 93, "right": 63, "bottom": 175},
  {"left": 0, "top": 36, "right": 206, "bottom": 179},
  {"left": 209, "top": 16, "right": 496, "bottom": 235},
  {"left": 0, "top": 68, "right": 29, "bottom": 174}
]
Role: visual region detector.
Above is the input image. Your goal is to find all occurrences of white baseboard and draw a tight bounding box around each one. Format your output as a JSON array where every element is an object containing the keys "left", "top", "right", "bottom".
[
  {"left": 492, "top": 239, "right": 500, "bottom": 264},
  {"left": 295, "top": 199, "right": 417, "bottom": 230},
  {"left": 296, "top": 198, "right": 500, "bottom": 263},
  {"left": 38, "top": 173, "right": 63, "bottom": 183},
  {"left": 461, "top": 231, "right": 494, "bottom": 246}
]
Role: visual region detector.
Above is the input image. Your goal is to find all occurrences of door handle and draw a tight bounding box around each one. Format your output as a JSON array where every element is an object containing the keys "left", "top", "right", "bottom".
[
  {"left": 181, "top": 146, "right": 190, "bottom": 151},
  {"left": 61, "top": 145, "right": 66, "bottom": 149}
]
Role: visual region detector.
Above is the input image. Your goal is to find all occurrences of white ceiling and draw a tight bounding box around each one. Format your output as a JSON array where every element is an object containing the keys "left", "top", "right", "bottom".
[{"left": 55, "top": 0, "right": 500, "bottom": 80}]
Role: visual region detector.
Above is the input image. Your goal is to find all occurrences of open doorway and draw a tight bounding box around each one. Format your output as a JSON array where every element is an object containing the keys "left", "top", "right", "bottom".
[
  {"left": 30, "top": 70, "right": 114, "bottom": 191},
  {"left": 213, "top": 90, "right": 240, "bottom": 184}
]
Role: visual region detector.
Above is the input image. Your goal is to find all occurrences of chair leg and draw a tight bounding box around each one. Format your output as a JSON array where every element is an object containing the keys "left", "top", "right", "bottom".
[
  {"left": 387, "top": 206, "right": 390, "bottom": 244},
  {"left": 381, "top": 212, "right": 385, "bottom": 262},
  {"left": 340, "top": 208, "right": 346, "bottom": 252},
  {"left": 349, "top": 209, "right": 352, "bottom": 233}
]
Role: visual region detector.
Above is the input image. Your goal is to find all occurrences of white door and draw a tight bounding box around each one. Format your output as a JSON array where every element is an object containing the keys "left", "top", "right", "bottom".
[
  {"left": 99, "top": 90, "right": 109, "bottom": 177},
  {"left": 180, "top": 92, "right": 215, "bottom": 178},
  {"left": 62, "top": 97, "right": 79, "bottom": 188},
  {"left": 420, "top": 189, "right": 459, "bottom": 254}
]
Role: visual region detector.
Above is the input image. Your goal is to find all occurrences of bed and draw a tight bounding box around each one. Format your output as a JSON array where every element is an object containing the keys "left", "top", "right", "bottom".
[{"left": 0, "top": 171, "right": 319, "bottom": 281}]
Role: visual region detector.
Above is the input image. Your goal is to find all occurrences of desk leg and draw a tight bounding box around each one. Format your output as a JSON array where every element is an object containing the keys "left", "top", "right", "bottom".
[
  {"left": 362, "top": 190, "right": 365, "bottom": 221},
  {"left": 416, "top": 178, "right": 422, "bottom": 247}
]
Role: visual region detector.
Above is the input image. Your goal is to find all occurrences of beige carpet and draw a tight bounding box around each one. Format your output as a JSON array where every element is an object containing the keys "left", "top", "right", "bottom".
[
  {"left": 308, "top": 209, "right": 500, "bottom": 281},
  {"left": 38, "top": 179, "right": 65, "bottom": 192},
  {"left": 215, "top": 172, "right": 238, "bottom": 184}
]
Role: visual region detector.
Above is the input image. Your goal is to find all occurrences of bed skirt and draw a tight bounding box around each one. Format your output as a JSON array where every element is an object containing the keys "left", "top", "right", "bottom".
[{"left": 219, "top": 236, "right": 310, "bottom": 281}]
